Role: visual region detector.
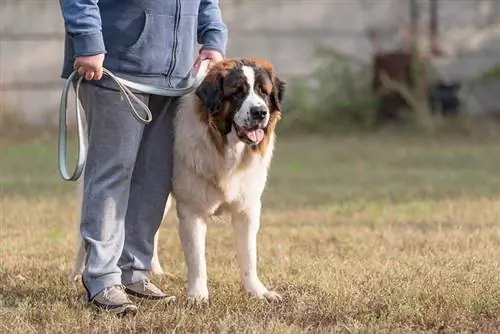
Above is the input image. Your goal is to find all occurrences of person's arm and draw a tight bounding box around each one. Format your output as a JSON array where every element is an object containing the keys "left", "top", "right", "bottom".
[
  {"left": 197, "top": 0, "right": 228, "bottom": 55},
  {"left": 58, "top": 0, "right": 106, "bottom": 57}
]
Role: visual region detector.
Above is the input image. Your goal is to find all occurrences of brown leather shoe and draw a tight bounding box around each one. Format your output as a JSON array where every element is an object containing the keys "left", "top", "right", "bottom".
[
  {"left": 90, "top": 285, "right": 138, "bottom": 316},
  {"left": 124, "top": 279, "right": 176, "bottom": 301}
]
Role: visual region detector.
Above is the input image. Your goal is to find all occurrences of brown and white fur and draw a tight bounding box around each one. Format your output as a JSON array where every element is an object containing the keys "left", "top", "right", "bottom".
[{"left": 70, "top": 57, "right": 286, "bottom": 303}]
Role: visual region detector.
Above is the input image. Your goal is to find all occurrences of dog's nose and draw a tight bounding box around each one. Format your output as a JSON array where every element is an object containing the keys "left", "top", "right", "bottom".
[{"left": 250, "top": 106, "right": 267, "bottom": 120}]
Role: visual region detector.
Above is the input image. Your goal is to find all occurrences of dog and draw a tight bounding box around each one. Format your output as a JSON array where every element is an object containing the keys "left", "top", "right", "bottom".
[{"left": 69, "top": 57, "right": 286, "bottom": 303}]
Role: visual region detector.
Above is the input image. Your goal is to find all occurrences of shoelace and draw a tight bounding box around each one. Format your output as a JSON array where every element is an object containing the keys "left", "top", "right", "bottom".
[
  {"left": 102, "top": 285, "right": 127, "bottom": 301},
  {"left": 141, "top": 280, "right": 160, "bottom": 293}
]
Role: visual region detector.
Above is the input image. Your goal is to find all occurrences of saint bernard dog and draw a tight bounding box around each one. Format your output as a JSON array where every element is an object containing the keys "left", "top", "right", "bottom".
[{"left": 70, "top": 57, "right": 286, "bottom": 303}]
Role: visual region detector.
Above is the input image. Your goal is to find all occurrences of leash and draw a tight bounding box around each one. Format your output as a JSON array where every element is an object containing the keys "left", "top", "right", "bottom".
[{"left": 58, "top": 60, "right": 210, "bottom": 182}]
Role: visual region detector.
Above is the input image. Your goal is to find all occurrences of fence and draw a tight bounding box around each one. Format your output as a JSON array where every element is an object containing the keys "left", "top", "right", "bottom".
[{"left": 1, "top": 0, "right": 500, "bottom": 124}]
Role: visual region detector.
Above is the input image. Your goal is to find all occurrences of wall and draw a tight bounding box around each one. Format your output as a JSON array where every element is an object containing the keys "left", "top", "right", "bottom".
[{"left": 1, "top": 0, "right": 499, "bottom": 124}]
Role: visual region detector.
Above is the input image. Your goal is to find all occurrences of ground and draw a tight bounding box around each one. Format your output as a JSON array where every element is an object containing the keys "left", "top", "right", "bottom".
[{"left": 1, "top": 132, "right": 499, "bottom": 333}]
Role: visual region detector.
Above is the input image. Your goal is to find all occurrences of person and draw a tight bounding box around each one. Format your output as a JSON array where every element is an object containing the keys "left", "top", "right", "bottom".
[{"left": 58, "top": 0, "right": 227, "bottom": 315}]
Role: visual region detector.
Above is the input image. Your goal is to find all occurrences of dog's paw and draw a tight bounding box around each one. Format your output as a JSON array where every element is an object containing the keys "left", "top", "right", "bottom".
[
  {"left": 244, "top": 280, "right": 282, "bottom": 303},
  {"left": 258, "top": 290, "right": 282, "bottom": 303},
  {"left": 150, "top": 258, "right": 165, "bottom": 276},
  {"left": 186, "top": 293, "right": 210, "bottom": 307},
  {"left": 150, "top": 266, "right": 165, "bottom": 276},
  {"left": 68, "top": 272, "right": 82, "bottom": 283}
]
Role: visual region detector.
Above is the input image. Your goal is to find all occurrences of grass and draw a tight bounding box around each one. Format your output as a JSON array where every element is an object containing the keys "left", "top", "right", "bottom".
[{"left": 1, "top": 131, "right": 500, "bottom": 333}]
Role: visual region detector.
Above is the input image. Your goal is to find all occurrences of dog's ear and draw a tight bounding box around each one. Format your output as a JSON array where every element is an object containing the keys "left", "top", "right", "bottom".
[
  {"left": 271, "top": 76, "right": 286, "bottom": 112},
  {"left": 195, "top": 75, "right": 224, "bottom": 115}
]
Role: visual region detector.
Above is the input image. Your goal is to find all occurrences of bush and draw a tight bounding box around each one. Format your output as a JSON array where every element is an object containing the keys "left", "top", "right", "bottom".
[
  {"left": 280, "top": 48, "right": 378, "bottom": 134},
  {"left": 278, "top": 47, "right": 469, "bottom": 135}
]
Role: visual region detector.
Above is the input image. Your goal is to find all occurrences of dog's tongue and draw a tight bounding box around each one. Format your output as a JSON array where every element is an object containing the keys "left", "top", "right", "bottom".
[{"left": 244, "top": 128, "right": 264, "bottom": 143}]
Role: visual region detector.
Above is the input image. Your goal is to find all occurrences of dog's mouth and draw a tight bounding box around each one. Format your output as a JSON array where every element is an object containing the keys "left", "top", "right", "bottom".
[{"left": 233, "top": 122, "right": 265, "bottom": 145}]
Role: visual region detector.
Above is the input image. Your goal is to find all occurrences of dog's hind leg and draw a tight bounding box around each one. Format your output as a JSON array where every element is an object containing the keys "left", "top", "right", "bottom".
[
  {"left": 69, "top": 238, "right": 86, "bottom": 282},
  {"left": 150, "top": 230, "right": 164, "bottom": 276},
  {"left": 149, "top": 195, "right": 172, "bottom": 276},
  {"left": 69, "top": 177, "right": 86, "bottom": 282}
]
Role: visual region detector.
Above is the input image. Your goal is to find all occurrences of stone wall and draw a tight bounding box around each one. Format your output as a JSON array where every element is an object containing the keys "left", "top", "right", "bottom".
[{"left": 1, "top": 0, "right": 499, "bottom": 124}]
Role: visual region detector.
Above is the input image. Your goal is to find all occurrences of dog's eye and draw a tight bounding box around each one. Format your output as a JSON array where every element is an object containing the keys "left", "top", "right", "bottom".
[
  {"left": 235, "top": 87, "right": 246, "bottom": 98},
  {"left": 224, "top": 86, "right": 245, "bottom": 100},
  {"left": 258, "top": 86, "right": 269, "bottom": 97}
]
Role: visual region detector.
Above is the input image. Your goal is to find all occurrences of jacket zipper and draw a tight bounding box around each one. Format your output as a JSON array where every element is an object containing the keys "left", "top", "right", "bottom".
[{"left": 166, "top": 0, "right": 181, "bottom": 86}]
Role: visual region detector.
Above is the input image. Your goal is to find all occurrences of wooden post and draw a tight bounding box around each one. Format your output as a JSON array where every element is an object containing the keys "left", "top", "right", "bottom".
[
  {"left": 429, "top": 0, "right": 444, "bottom": 56},
  {"left": 409, "top": 0, "right": 419, "bottom": 52}
]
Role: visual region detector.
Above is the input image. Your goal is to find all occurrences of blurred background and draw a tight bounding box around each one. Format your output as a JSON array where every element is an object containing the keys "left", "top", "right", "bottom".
[
  {"left": 1, "top": 0, "right": 500, "bottom": 133},
  {"left": 2, "top": 2, "right": 500, "bottom": 331}
]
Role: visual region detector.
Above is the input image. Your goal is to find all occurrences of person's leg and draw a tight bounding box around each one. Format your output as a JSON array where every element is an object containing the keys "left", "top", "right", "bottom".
[
  {"left": 118, "top": 95, "right": 177, "bottom": 297},
  {"left": 78, "top": 82, "right": 148, "bottom": 304}
]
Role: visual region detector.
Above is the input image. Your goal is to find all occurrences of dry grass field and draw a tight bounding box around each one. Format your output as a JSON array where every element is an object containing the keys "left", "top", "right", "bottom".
[{"left": 1, "top": 131, "right": 500, "bottom": 333}]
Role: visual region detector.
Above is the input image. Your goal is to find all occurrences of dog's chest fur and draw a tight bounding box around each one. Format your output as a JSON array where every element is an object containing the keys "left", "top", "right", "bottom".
[{"left": 172, "top": 95, "right": 274, "bottom": 215}]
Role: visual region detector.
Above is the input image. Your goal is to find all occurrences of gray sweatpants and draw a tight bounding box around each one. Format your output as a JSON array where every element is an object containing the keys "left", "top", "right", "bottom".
[{"left": 77, "top": 82, "right": 176, "bottom": 300}]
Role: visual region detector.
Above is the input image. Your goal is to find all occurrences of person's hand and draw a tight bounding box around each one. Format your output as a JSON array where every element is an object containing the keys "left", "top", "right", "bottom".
[
  {"left": 194, "top": 48, "right": 223, "bottom": 71},
  {"left": 73, "top": 54, "right": 105, "bottom": 81}
]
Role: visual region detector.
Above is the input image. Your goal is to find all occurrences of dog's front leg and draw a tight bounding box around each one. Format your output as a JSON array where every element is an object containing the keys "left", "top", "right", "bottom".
[
  {"left": 231, "top": 201, "right": 281, "bottom": 302},
  {"left": 177, "top": 205, "right": 209, "bottom": 304}
]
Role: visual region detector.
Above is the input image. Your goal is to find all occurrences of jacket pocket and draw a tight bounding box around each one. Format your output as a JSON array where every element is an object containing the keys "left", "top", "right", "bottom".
[{"left": 118, "top": 10, "right": 175, "bottom": 75}]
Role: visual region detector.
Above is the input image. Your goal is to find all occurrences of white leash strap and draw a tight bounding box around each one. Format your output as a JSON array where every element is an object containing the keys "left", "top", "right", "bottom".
[{"left": 58, "top": 60, "right": 209, "bottom": 181}]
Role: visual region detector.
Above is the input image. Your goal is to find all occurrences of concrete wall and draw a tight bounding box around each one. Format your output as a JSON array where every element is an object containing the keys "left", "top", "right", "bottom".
[{"left": 1, "top": 0, "right": 500, "bottom": 124}]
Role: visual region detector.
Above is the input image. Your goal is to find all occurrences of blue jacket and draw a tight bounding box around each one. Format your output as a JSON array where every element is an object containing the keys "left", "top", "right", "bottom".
[{"left": 59, "top": 0, "right": 228, "bottom": 89}]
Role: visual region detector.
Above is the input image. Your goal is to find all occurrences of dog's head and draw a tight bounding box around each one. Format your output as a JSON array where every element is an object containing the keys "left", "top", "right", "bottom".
[{"left": 195, "top": 57, "right": 286, "bottom": 146}]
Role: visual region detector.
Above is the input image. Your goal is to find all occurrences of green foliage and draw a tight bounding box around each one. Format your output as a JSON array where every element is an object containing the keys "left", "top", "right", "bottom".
[
  {"left": 280, "top": 48, "right": 378, "bottom": 133},
  {"left": 479, "top": 64, "right": 500, "bottom": 82},
  {"left": 278, "top": 47, "right": 463, "bottom": 135}
]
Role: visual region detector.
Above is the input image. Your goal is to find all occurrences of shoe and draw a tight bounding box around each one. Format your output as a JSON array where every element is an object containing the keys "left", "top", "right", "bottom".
[
  {"left": 89, "top": 285, "right": 138, "bottom": 316},
  {"left": 125, "top": 279, "right": 176, "bottom": 301}
]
